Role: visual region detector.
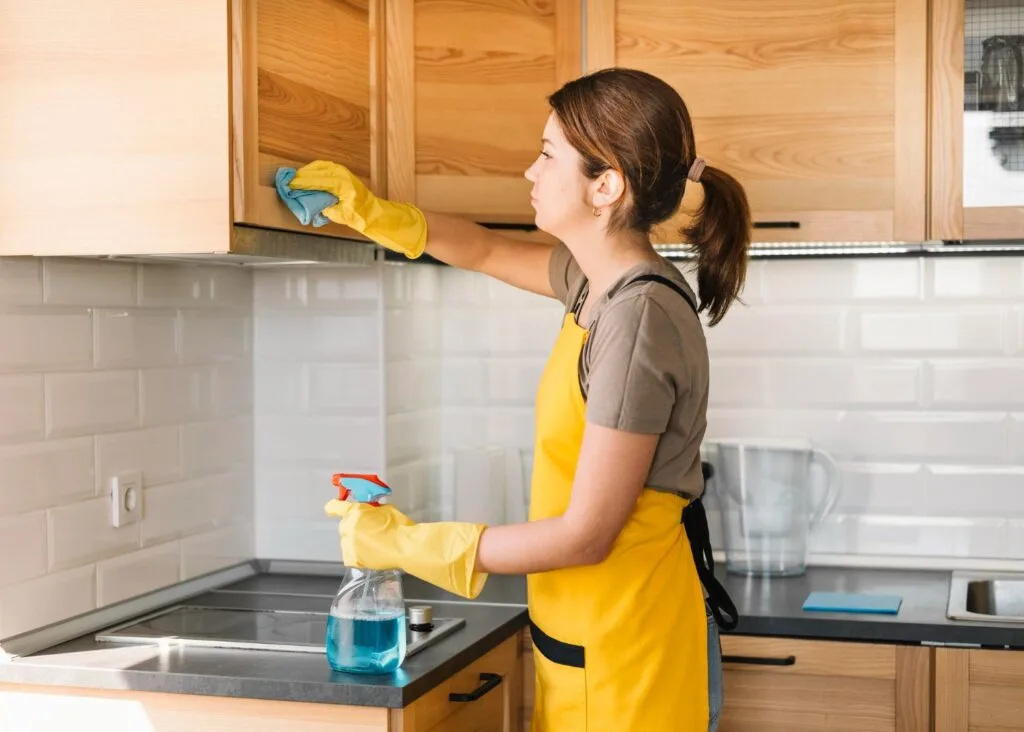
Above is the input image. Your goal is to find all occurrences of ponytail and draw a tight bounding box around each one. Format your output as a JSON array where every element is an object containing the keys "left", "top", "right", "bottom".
[{"left": 681, "top": 165, "right": 751, "bottom": 326}]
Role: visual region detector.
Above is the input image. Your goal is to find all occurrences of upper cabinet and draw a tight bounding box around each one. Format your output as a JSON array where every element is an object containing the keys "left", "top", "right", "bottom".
[
  {"left": 385, "top": 0, "right": 583, "bottom": 225},
  {"left": 231, "top": 0, "right": 386, "bottom": 239},
  {"left": 0, "top": 2, "right": 232, "bottom": 257},
  {"left": 930, "top": 0, "right": 1024, "bottom": 240},
  {"left": 0, "top": 0, "right": 383, "bottom": 258},
  {"left": 587, "top": 0, "right": 929, "bottom": 245}
]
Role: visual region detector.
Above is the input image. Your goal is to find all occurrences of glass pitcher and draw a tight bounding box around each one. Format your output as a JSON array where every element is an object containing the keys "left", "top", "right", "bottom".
[
  {"left": 706, "top": 439, "right": 841, "bottom": 577},
  {"left": 325, "top": 473, "right": 407, "bottom": 674}
]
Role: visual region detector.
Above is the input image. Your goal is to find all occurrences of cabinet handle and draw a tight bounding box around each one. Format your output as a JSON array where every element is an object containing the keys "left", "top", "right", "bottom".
[
  {"left": 449, "top": 672, "right": 503, "bottom": 702},
  {"left": 752, "top": 221, "right": 801, "bottom": 229},
  {"left": 722, "top": 654, "right": 796, "bottom": 666}
]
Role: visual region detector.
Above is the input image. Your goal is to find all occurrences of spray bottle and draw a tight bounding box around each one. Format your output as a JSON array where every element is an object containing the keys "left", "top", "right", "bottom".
[{"left": 325, "top": 473, "right": 407, "bottom": 674}]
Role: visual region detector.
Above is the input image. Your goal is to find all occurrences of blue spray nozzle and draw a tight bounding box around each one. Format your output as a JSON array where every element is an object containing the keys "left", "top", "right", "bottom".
[{"left": 331, "top": 473, "right": 392, "bottom": 505}]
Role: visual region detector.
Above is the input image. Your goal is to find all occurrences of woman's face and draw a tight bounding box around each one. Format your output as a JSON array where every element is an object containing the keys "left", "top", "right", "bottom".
[{"left": 524, "top": 113, "right": 592, "bottom": 238}]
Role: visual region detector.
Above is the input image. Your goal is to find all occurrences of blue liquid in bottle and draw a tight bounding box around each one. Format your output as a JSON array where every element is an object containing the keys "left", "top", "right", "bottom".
[{"left": 326, "top": 610, "right": 407, "bottom": 674}]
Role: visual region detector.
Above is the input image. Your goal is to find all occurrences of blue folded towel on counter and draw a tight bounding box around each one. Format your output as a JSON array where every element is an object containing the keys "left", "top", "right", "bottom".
[
  {"left": 802, "top": 591, "right": 903, "bottom": 615},
  {"left": 274, "top": 167, "right": 338, "bottom": 227}
]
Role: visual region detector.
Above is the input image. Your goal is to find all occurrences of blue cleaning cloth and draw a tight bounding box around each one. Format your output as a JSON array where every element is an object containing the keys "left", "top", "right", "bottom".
[
  {"left": 802, "top": 591, "right": 903, "bottom": 615},
  {"left": 274, "top": 167, "right": 338, "bottom": 227}
]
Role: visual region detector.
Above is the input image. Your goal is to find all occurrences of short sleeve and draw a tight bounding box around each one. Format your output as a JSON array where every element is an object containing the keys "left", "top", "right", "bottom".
[
  {"left": 584, "top": 297, "right": 681, "bottom": 434},
  {"left": 548, "top": 242, "right": 584, "bottom": 308}
]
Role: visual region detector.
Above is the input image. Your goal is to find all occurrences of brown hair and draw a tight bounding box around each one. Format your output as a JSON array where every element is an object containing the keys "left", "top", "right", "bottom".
[{"left": 548, "top": 68, "right": 751, "bottom": 326}]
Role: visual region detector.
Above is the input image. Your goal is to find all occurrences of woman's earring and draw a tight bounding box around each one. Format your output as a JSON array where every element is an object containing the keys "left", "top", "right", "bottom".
[{"left": 593, "top": 206, "right": 602, "bottom": 217}]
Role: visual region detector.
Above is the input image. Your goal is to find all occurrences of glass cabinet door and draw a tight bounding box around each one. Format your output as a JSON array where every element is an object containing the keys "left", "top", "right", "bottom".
[{"left": 963, "top": 0, "right": 1024, "bottom": 237}]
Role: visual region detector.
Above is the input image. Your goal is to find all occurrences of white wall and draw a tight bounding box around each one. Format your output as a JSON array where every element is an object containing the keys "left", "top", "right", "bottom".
[
  {"left": 0, "top": 258, "right": 253, "bottom": 639},
  {"left": 252, "top": 254, "right": 1024, "bottom": 569}
]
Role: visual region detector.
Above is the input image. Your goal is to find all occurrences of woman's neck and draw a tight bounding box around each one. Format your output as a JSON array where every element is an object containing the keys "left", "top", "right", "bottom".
[{"left": 565, "top": 229, "right": 660, "bottom": 304}]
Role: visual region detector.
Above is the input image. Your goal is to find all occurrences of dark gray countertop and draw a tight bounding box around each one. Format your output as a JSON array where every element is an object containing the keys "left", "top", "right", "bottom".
[{"left": 1, "top": 563, "right": 1022, "bottom": 710}]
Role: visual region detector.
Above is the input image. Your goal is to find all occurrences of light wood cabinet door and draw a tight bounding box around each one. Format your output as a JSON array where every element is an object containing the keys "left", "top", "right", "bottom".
[
  {"left": 717, "top": 636, "right": 930, "bottom": 732},
  {"left": 231, "top": 0, "right": 386, "bottom": 240},
  {"left": 0, "top": 1, "right": 231, "bottom": 256},
  {"left": 929, "top": 0, "right": 1024, "bottom": 240},
  {"left": 589, "top": 0, "right": 928, "bottom": 245},
  {"left": 386, "top": 0, "right": 583, "bottom": 225},
  {"left": 393, "top": 632, "right": 522, "bottom": 732},
  {"left": 935, "top": 648, "right": 1024, "bottom": 732}
]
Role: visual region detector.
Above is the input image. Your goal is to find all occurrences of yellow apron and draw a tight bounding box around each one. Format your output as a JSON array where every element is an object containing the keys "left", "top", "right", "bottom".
[{"left": 527, "top": 275, "right": 736, "bottom": 732}]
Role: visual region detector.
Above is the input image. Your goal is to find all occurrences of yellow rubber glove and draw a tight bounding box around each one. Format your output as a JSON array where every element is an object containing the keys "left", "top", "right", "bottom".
[
  {"left": 325, "top": 500, "right": 488, "bottom": 600},
  {"left": 288, "top": 160, "right": 427, "bottom": 259}
]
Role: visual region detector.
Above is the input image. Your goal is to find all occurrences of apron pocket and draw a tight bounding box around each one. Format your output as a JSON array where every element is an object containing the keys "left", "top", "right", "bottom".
[{"left": 529, "top": 617, "right": 587, "bottom": 731}]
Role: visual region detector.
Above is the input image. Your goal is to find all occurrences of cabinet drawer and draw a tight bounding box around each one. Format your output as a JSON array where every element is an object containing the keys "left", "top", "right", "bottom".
[
  {"left": 397, "top": 633, "right": 520, "bottom": 732},
  {"left": 719, "top": 636, "right": 897, "bottom": 732}
]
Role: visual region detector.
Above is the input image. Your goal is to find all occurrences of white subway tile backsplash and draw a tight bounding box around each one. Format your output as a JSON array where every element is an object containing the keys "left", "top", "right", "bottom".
[
  {"left": 181, "top": 522, "right": 253, "bottom": 579},
  {"left": 43, "top": 259, "right": 136, "bottom": 307},
  {"left": 0, "top": 374, "right": 45, "bottom": 442},
  {"left": 387, "top": 308, "right": 442, "bottom": 361},
  {"left": 0, "top": 258, "right": 253, "bottom": 640},
  {"left": 707, "top": 360, "right": 770, "bottom": 407},
  {"left": 309, "top": 363, "right": 382, "bottom": 415},
  {"left": 94, "top": 309, "right": 179, "bottom": 368},
  {"left": 930, "top": 360, "right": 1024, "bottom": 407},
  {"left": 257, "top": 314, "right": 378, "bottom": 362},
  {"left": 0, "top": 258, "right": 42, "bottom": 305},
  {"left": 141, "top": 475, "right": 223, "bottom": 545},
  {"left": 387, "top": 360, "right": 441, "bottom": 414},
  {"left": 140, "top": 366, "right": 209, "bottom": 426},
  {"left": 254, "top": 362, "right": 307, "bottom": 414},
  {"left": 810, "top": 514, "right": 1007, "bottom": 559},
  {"left": 930, "top": 258, "right": 1024, "bottom": 299},
  {"left": 0, "top": 309, "right": 93, "bottom": 372},
  {"left": 760, "top": 259, "right": 922, "bottom": 302},
  {"left": 96, "top": 541, "right": 181, "bottom": 605},
  {"left": 0, "top": 438, "right": 95, "bottom": 515},
  {"left": 95, "top": 426, "right": 180, "bottom": 491},
  {"left": 706, "top": 308, "right": 846, "bottom": 354},
  {"left": 0, "top": 512, "right": 47, "bottom": 586},
  {"left": 45, "top": 370, "right": 138, "bottom": 438},
  {"left": 180, "top": 311, "right": 250, "bottom": 364},
  {"left": 0, "top": 565, "right": 95, "bottom": 639},
  {"left": 307, "top": 266, "right": 380, "bottom": 305},
  {"left": 181, "top": 417, "right": 250, "bottom": 476},
  {"left": 256, "top": 415, "right": 381, "bottom": 466},
  {"left": 48, "top": 497, "right": 140, "bottom": 570},
  {"left": 383, "top": 264, "right": 441, "bottom": 307},
  {"left": 858, "top": 309, "right": 1012, "bottom": 354},
  {"left": 766, "top": 359, "right": 923, "bottom": 407},
  {"left": 841, "top": 412, "right": 1009, "bottom": 462}
]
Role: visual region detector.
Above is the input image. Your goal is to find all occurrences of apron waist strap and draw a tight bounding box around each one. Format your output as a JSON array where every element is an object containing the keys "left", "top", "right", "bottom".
[{"left": 682, "top": 496, "right": 739, "bottom": 631}]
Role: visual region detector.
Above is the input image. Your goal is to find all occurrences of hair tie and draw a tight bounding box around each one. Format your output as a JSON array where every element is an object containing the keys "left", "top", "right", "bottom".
[{"left": 687, "top": 156, "right": 706, "bottom": 183}]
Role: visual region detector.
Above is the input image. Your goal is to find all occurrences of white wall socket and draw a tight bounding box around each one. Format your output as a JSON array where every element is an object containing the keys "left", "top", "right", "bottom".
[{"left": 111, "top": 471, "right": 144, "bottom": 528}]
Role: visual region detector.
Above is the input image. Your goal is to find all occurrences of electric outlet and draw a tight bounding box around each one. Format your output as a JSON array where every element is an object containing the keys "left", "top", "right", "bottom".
[{"left": 111, "top": 471, "right": 143, "bottom": 528}]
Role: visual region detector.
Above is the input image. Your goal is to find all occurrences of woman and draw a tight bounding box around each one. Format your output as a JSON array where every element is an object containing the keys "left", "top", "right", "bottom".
[{"left": 295, "top": 67, "right": 749, "bottom": 732}]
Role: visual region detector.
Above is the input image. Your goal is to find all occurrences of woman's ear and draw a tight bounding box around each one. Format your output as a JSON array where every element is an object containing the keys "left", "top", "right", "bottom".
[{"left": 589, "top": 169, "right": 626, "bottom": 210}]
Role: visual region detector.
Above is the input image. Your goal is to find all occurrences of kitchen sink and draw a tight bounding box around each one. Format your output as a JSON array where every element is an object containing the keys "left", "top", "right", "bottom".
[{"left": 947, "top": 571, "right": 1024, "bottom": 623}]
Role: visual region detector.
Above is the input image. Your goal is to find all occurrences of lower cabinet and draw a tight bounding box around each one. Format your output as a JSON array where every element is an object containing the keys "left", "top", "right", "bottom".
[
  {"left": 718, "top": 636, "right": 930, "bottom": 732},
  {"left": 0, "top": 634, "right": 522, "bottom": 732},
  {"left": 935, "top": 648, "right": 1024, "bottom": 732},
  {"left": 519, "top": 631, "right": 932, "bottom": 732}
]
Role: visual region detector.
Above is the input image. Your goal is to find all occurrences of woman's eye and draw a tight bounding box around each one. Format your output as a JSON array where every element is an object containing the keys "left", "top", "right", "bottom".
[{"left": 540, "top": 151, "right": 551, "bottom": 159}]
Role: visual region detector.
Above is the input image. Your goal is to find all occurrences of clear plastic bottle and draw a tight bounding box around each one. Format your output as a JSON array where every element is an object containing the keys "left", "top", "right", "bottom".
[{"left": 326, "top": 473, "right": 407, "bottom": 674}]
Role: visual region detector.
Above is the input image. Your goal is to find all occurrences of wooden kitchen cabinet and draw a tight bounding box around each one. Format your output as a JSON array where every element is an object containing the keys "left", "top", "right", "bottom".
[
  {"left": 0, "top": 633, "right": 522, "bottom": 732},
  {"left": 0, "top": 0, "right": 382, "bottom": 258},
  {"left": 935, "top": 648, "right": 1024, "bottom": 732},
  {"left": 385, "top": 0, "right": 583, "bottom": 224},
  {"left": 518, "top": 631, "right": 931, "bottom": 731},
  {"left": 717, "top": 636, "right": 930, "bottom": 732},
  {"left": 586, "top": 0, "right": 929, "bottom": 245},
  {"left": 231, "top": 0, "right": 387, "bottom": 238},
  {"left": 929, "top": 0, "right": 1024, "bottom": 240}
]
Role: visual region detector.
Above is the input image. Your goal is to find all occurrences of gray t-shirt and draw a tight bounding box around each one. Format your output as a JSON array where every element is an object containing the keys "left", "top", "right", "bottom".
[{"left": 548, "top": 242, "right": 709, "bottom": 499}]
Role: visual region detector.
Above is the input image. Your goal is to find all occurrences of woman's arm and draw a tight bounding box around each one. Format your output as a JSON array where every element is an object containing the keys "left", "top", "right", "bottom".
[
  {"left": 474, "top": 423, "right": 659, "bottom": 574},
  {"left": 422, "top": 212, "right": 557, "bottom": 298}
]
